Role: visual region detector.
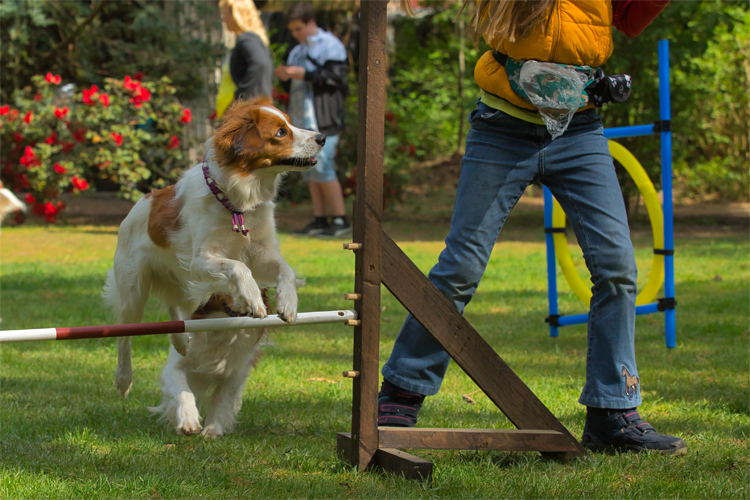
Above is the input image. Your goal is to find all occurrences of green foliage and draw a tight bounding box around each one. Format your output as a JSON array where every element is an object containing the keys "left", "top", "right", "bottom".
[
  {"left": 602, "top": 0, "right": 749, "bottom": 201},
  {"left": 0, "top": 0, "right": 225, "bottom": 103},
  {"left": 1, "top": 73, "right": 192, "bottom": 222}
]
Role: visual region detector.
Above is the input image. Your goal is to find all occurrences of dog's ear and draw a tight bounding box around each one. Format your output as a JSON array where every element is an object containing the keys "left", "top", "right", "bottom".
[{"left": 214, "top": 103, "right": 265, "bottom": 167}]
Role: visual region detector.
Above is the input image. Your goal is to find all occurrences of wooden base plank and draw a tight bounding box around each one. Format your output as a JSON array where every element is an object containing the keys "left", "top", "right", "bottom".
[
  {"left": 378, "top": 428, "right": 580, "bottom": 452},
  {"left": 375, "top": 448, "right": 433, "bottom": 482},
  {"left": 338, "top": 433, "right": 433, "bottom": 481}
]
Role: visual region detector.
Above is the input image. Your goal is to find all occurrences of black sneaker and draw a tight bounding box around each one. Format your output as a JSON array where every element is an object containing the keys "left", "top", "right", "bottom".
[
  {"left": 316, "top": 216, "right": 352, "bottom": 238},
  {"left": 293, "top": 217, "right": 328, "bottom": 236},
  {"left": 377, "top": 380, "right": 425, "bottom": 427},
  {"left": 582, "top": 408, "right": 688, "bottom": 455}
]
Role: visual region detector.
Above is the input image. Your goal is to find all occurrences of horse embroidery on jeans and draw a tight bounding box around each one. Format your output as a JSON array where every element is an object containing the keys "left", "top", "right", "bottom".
[{"left": 622, "top": 366, "right": 639, "bottom": 399}]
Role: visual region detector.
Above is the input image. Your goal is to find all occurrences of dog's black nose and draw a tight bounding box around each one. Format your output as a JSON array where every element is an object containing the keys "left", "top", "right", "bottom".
[{"left": 314, "top": 134, "right": 326, "bottom": 147}]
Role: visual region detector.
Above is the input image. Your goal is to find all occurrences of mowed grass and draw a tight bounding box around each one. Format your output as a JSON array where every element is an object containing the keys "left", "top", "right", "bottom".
[{"left": 0, "top": 220, "right": 748, "bottom": 499}]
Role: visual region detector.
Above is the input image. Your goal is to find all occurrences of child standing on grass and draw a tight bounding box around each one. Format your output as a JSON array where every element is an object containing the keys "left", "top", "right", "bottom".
[
  {"left": 275, "top": 2, "right": 351, "bottom": 238},
  {"left": 379, "top": 0, "right": 688, "bottom": 455}
]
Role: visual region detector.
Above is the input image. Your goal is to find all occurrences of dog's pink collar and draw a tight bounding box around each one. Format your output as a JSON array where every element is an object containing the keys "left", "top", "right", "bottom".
[{"left": 202, "top": 156, "right": 248, "bottom": 236}]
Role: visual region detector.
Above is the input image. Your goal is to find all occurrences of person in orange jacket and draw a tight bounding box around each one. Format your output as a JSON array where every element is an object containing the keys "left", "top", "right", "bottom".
[{"left": 379, "top": 0, "right": 687, "bottom": 455}]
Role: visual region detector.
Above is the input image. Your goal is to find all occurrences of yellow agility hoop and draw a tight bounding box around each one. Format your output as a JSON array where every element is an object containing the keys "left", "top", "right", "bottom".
[{"left": 551, "top": 140, "right": 664, "bottom": 306}]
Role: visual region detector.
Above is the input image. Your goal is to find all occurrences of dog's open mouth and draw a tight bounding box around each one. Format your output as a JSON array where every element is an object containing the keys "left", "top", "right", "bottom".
[{"left": 277, "top": 156, "right": 317, "bottom": 169}]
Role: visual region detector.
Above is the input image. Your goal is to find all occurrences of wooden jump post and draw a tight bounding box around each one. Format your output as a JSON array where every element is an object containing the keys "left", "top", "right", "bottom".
[{"left": 337, "top": 0, "right": 587, "bottom": 480}]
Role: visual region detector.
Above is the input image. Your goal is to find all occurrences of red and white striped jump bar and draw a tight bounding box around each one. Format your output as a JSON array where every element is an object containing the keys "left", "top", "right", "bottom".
[{"left": 0, "top": 310, "right": 358, "bottom": 343}]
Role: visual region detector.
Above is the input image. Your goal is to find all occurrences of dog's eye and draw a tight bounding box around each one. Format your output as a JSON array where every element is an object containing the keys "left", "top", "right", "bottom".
[{"left": 276, "top": 128, "right": 287, "bottom": 138}]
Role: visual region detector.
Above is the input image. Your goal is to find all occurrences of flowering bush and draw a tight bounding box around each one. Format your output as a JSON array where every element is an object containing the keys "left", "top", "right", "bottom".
[{"left": 1, "top": 72, "right": 192, "bottom": 223}]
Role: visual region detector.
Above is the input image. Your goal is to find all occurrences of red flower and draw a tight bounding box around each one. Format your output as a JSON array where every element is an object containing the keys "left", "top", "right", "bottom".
[
  {"left": 271, "top": 88, "right": 289, "bottom": 105},
  {"left": 125, "top": 77, "right": 151, "bottom": 108},
  {"left": 61, "top": 141, "right": 75, "bottom": 153},
  {"left": 82, "top": 85, "right": 99, "bottom": 105},
  {"left": 385, "top": 111, "right": 396, "bottom": 124},
  {"left": 111, "top": 132, "right": 123, "bottom": 146},
  {"left": 72, "top": 128, "right": 86, "bottom": 142},
  {"left": 71, "top": 176, "right": 90, "bottom": 191},
  {"left": 23, "top": 111, "right": 33, "bottom": 124},
  {"left": 180, "top": 108, "right": 192, "bottom": 124},
  {"left": 124, "top": 75, "right": 137, "bottom": 90},
  {"left": 45, "top": 131, "right": 59, "bottom": 145},
  {"left": 209, "top": 111, "right": 217, "bottom": 121},
  {"left": 8, "top": 109, "right": 18, "bottom": 121},
  {"left": 54, "top": 162, "right": 66, "bottom": 174},
  {"left": 19, "top": 146, "right": 40, "bottom": 168},
  {"left": 25, "top": 193, "right": 35, "bottom": 204},
  {"left": 54, "top": 106, "right": 69, "bottom": 119},
  {"left": 34, "top": 93, "right": 43, "bottom": 102},
  {"left": 133, "top": 72, "right": 145, "bottom": 81},
  {"left": 13, "top": 132, "right": 23, "bottom": 142},
  {"left": 33, "top": 201, "right": 45, "bottom": 216},
  {"left": 408, "top": 144, "right": 416, "bottom": 157},
  {"left": 99, "top": 93, "right": 110, "bottom": 107},
  {"left": 14, "top": 172, "right": 31, "bottom": 189},
  {"left": 0, "top": 105, "right": 9, "bottom": 116},
  {"left": 167, "top": 135, "right": 180, "bottom": 150},
  {"left": 43, "top": 201, "right": 59, "bottom": 222},
  {"left": 45, "top": 73, "right": 62, "bottom": 85}
]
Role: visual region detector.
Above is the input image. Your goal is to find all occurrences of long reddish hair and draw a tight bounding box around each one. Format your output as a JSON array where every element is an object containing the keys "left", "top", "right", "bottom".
[{"left": 399, "top": 0, "right": 556, "bottom": 45}]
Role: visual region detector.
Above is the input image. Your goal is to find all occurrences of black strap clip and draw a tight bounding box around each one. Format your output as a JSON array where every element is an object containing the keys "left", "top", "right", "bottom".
[
  {"left": 653, "top": 120, "right": 671, "bottom": 133},
  {"left": 657, "top": 298, "right": 678, "bottom": 311},
  {"left": 545, "top": 315, "right": 562, "bottom": 327}
]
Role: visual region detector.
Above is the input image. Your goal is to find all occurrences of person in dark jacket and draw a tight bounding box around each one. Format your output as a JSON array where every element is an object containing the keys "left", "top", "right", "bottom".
[
  {"left": 275, "top": 2, "right": 351, "bottom": 238},
  {"left": 216, "top": 0, "right": 273, "bottom": 119}
]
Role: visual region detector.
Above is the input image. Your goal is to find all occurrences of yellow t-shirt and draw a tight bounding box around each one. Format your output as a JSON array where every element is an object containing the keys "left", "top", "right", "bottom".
[{"left": 216, "top": 57, "right": 237, "bottom": 119}]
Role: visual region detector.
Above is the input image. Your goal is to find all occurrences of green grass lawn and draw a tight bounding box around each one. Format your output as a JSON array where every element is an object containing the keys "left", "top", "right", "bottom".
[{"left": 1, "top": 218, "right": 748, "bottom": 499}]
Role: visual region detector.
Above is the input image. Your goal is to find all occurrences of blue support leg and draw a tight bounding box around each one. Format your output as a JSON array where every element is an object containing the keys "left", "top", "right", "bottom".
[
  {"left": 659, "top": 39, "right": 677, "bottom": 348},
  {"left": 543, "top": 186, "right": 560, "bottom": 337}
]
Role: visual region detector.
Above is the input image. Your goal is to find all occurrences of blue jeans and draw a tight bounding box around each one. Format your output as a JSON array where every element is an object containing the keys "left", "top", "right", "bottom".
[
  {"left": 382, "top": 102, "right": 642, "bottom": 409},
  {"left": 303, "top": 134, "right": 339, "bottom": 183}
]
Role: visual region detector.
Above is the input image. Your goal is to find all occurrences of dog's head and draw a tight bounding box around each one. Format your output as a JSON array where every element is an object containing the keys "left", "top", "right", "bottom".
[{"left": 212, "top": 97, "right": 325, "bottom": 176}]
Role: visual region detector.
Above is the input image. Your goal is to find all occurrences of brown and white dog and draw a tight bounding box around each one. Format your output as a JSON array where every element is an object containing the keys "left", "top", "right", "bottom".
[
  {"left": 103, "top": 98, "right": 324, "bottom": 431},
  {"left": 149, "top": 292, "right": 268, "bottom": 438}
]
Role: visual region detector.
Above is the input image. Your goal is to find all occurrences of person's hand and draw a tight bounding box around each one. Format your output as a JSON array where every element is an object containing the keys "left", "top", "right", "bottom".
[{"left": 274, "top": 65, "right": 306, "bottom": 81}]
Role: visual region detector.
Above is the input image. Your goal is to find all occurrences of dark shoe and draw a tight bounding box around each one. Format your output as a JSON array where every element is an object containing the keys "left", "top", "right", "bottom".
[
  {"left": 293, "top": 218, "right": 328, "bottom": 236},
  {"left": 316, "top": 216, "right": 352, "bottom": 238},
  {"left": 377, "top": 380, "right": 425, "bottom": 427},
  {"left": 582, "top": 408, "right": 688, "bottom": 455}
]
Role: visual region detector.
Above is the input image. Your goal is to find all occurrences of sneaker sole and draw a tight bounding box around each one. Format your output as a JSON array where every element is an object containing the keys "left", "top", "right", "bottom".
[
  {"left": 315, "top": 228, "right": 353, "bottom": 239},
  {"left": 293, "top": 228, "right": 326, "bottom": 236},
  {"left": 582, "top": 435, "right": 688, "bottom": 456}
]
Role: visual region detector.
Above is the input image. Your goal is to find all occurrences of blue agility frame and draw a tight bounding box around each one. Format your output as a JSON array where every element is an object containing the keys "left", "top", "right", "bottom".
[{"left": 543, "top": 40, "right": 677, "bottom": 348}]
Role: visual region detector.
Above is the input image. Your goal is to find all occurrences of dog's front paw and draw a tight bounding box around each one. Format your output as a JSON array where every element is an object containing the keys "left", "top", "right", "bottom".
[
  {"left": 175, "top": 403, "right": 202, "bottom": 435},
  {"left": 275, "top": 292, "right": 298, "bottom": 324},
  {"left": 234, "top": 289, "right": 267, "bottom": 319}
]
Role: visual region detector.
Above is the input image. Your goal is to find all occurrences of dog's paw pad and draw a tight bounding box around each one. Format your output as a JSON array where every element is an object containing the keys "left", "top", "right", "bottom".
[{"left": 177, "top": 421, "right": 203, "bottom": 436}]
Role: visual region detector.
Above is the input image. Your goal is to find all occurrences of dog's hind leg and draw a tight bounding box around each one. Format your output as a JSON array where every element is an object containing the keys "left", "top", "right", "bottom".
[{"left": 104, "top": 267, "right": 150, "bottom": 398}]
